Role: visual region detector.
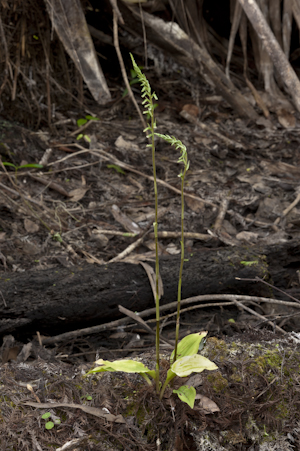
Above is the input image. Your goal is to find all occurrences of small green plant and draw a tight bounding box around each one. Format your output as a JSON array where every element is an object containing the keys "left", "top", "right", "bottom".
[
  {"left": 76, "top": 115, "right": 99, "bottom": 142},
  {"left": 81, "top": 394, "right": 93, "bottom": 401},
  {"left": 2, "top": 162, "right": 43, "bottom": 182},
  {"left": 41, "top": 412, "right": 61, "bottom": 430},
  {"left": 106, "top": 164, "right": 125, "bottom": 175},
  {"left": 86, "top": 55, "right": 217, "bottom": 408}
]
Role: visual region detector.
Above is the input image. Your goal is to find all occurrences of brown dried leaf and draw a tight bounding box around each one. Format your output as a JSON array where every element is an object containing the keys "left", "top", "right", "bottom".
[
  {"left": 277, "top": 109, "right": 296, "bottom": 129},
  {"left": 195, "top": 394, "right": 220, "bottom": 413},
  {"left": 181, "top": 104, "right": 200, "bottom": 117},
  {"left": 111, "top": 204, "right": 142, "bottom": 234},
  {"left": 68, "top": 187, "right": 88, "bottom": 202},
  {"left": 115, "top": 135, "right": 140, "bottom": 152},
  {"left": 24, "top": 218, "right": 39, "bottom": 233},
  {"left": 236, "top": 231, "right": 259, "bottom": 243},
  {"left": 22, "top": 401, "right": 126, "bottom": 423},
  {"left": 185, "top": 196, "right": 205, "bottom": 213}
]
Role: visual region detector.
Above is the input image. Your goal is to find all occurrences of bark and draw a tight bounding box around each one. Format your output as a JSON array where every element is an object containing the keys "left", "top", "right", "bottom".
[
  {"left": 44, "top": 0, "right": 111, "bottom": 104},
  {"left": 238, "top": 0, "right": 300, "bottom": 112}
]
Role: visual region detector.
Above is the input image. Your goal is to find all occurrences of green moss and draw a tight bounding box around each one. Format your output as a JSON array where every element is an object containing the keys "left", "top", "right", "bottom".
[
  {"left": 274, "top": 402, "right": 289, "bottom": 419},
  {"left": 207, "top": 371, "right": 229, "bottom": 393},
  {"left": 206, "top": 337, "right": 228, "bottom": 361},
  {"left": 230, "top": 367, "right": 242, "bottom": 383}
]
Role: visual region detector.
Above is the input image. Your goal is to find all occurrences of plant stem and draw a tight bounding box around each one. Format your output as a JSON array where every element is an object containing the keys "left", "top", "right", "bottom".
[
  {"left": 173, "top": 165, "right": 188, "bottom": 363},
  {"left": 151, "top": 114, "right": 161, "bottom": 395},
  {"left": 159, "top": 378, "right": 170, "bottom": 400}
]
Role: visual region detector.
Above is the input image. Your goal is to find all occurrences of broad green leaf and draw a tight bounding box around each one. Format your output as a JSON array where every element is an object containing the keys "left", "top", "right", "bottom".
[
  {"left": 173, "top": 385, "right": 196, "bottom": 409},
  {"left": 45, "top": 421, "right": 54, "bottom": 430},
  {"left": 145, "top": 370, "right": 156, "bottom": 380},
  {"left": 170, "top": 332, "right": 208, "bottom": 364},
  {"left": 164, "top": 368, "right": 176, "bottom": 386},
  {"left": 171, "top": 354, "right": 217, "bottom": 377},
  {"left": 77, "top": 118, "right": 87, "bottom": 127},
  {"left": 87, "top": 365, "right": 116, "bottom": 374},
  {"left": 90, "top": 358, "right": 151, "bottom": 374}
]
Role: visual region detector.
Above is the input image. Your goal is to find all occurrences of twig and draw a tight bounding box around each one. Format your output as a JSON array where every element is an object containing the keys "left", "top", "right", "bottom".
[
  {"left": 108, "top": 228, "right": 150, "bottom": 263},
  {"left": 231, "top": 298, "right": 286, "bottom": 334},
  {"left": 118, "top": 305, "right": 174, "bottom": 346},
  {"left": 273, "top": 191, "right": 300, "bottom": 226},
  {"left": 112, "top": 9, "right": 146, "bottom": 128},
  {"left": 41, "top": 293, "right": 298, "bottom": 345},
  {"left": 68, "top": 119, "right": 95, "bottom": 137},
  {"left": 214, "top": 198, "right": 229, "bottom": 231},
  {"left": 236, "top": 276, "right": 300, "bottom": 305},
  {"left": 0, "top": 182, "right": 44, "bottom": 207}
]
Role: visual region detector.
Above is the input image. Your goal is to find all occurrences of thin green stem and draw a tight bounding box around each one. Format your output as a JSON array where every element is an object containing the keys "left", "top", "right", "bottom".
[
  {"left": 151, "top": 113, "right": 160, "bottom": 395},
  {"left": 130, "top": 54, "right": 160, "bottom": 393},
  {"left": 173, "top": 165, "right": 187, "bottom": 363},
  {"left": 159, "top": 378, "right": 171, "bottom": 400},
  {"left": 153, "top": 134, "right": 189, "bottom": 364}
]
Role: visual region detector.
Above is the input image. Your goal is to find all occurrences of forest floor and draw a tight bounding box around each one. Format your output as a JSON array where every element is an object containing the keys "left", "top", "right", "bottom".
[{"left": 1, "top": 70, "right": 300, "bottom": 450}]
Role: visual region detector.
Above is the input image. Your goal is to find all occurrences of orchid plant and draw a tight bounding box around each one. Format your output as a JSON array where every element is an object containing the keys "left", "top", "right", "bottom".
[{"left": 86, "top": 55, "right": 217, "bottom": 409}]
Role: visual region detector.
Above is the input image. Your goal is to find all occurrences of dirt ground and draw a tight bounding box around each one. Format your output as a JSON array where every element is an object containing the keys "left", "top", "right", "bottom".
[{"left": 1, "top": 68, "right": 300, "bottom": 449}]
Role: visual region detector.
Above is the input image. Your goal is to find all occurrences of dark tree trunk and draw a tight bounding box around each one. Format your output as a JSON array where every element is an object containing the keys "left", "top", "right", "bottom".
[{"left": 1, "top": 241, "right": 300, "bottom": 336}]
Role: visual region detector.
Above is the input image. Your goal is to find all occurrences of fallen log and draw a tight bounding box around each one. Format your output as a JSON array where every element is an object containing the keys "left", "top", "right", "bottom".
[{"left": 1, "top": 241, "right": 300, "bottom": 337}]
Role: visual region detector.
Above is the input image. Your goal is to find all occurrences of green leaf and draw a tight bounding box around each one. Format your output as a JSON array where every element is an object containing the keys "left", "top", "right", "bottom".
[
  {"left": 45, "top": 421, "right": 54, "bottom": 430},
  {"left": 240, "top": 260, "right": 258, "bottom": 266},
  {"left": 107, "top": 164, "right": 125, "bottom": 175},
  {"left": 85, "top": 115, "right": 99, "bottom": 121},
  {"left": 18, "top": 163, "right": 43, "bottom": 169},
  {"left": 145, "top": 370, "right": 156, "bottom": 380},
  {"left": 164, "top": 368, "right": 177, "bottom": 386},
  {"left": 171, "top": 354, "right": 218, "bottom": 378},
  {"left": 42, "top": 412, "right": 51, "bottom": 419},
  {"left": 87, "top": 358, "right": 151, "bottom": 375},
  {"left": 129, "top": 78, "right": 140, "bottom": 86},
  {"left": 2, "top": 162, "right": 16, "bottom": 168},
  {"left": 170, "top": 332, "right": 208, "bottom": 364},
  {"left": 77, "top": 118, "right": 87, "bottom": 127},
  {"left": 76, "top": 133, "right": 84, "bottom": 140},
  {"left": 173, "top": 385, "right": 196, "bottom": 409}
]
